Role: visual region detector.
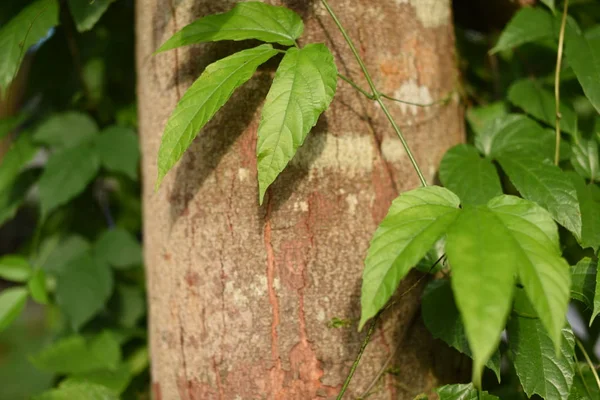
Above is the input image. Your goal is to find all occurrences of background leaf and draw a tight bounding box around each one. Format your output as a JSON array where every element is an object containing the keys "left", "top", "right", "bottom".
[
  {"left": 569, "top": 173, "right": 600, "bottom": 251},
  {"left": 436, "top": 383, "right": 499, "bottom": 400},
  {"left": 257, "top": 44, "right": 337, "bottom": 203},
  {"left": 0, "top": 255, "right": 31, "bottom": 283},
  {"left": 541, "top": 0, "right": 556, "bottom": 12},
  {"left": 565, "top": 24, "right": 600, "bottom": 114},
  {"left": 28, "top": 269, "right": 49, "bottom": 305},
  {"left": 0, "top": 287, "right": 28, "bottom": 333},
  {"left": 0, "top": 133, "right": 37, "bottom": 191},
  {"left": 93, "top": 228, "right": 142, "bottom": 270},
  {"left": 67, "top": 0, "right": 115, "bottom": 32},
  {"left": 491, "top": 8, "right": 554, "bottom": 53},
  {"left": 593, "top": 259, "right": 600, "bottom": 324},
  {"left": 33, "top": 380, "right": 118, "bottom": 400},
  {"left": 94, "top": 126, "right": 139, "bottom": 180},
  {"left": 570, "top": 258, "right": 596, "bottom": 309},
  {"left": 0, "top": 169, "right": 37, "bottom": 226},
  {"left": 33, "top": 112, "right": 99, "bottom": 149},
  {"left": 571, "top": 139, "right": 599, "bottom": 182}
]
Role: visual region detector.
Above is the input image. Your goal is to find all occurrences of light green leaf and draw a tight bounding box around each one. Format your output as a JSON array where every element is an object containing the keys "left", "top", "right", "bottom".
[
  {"left": 507, "top": 291, "right": 576, "bottom": 400},
  {"left": 491, "top": 8, "right": 554, "bottom": 54},
  {"left": 94, "top": 126, "right": 139, "bottom": 180},
  {"left": 0, "top": 287, "right": 28, "bottom": 333},
  {"left": 508, "top": 79, "right": 578, "bottom": 136},
  {"left": 487, "top": 195, "right": 570, "bottom": 352},
  {"left": 28, "top": 269, "right": 49, "bottom": 305},
  {"left": 156, "top": 44, "right": 278, "bottom": 187},
  {"left": 439, "top": 144, "right": 502, "bottom": 205},
  {"left": 257, "top": 44, "right": 337, "bottom": 203},
  {"left": 421, "top": 279, "right": 501, "bottom": 382},
  {"left": 38, "top": 141, "right": 100, "bottom": 217},
  {"left": 156, "top": 1, "right": 303, "bottom": 52},
  {"left": 0, "top": 0, "right": 59, "bottom": 92},
  {"left": 465, "top": 102, "right": 507, "bottom": 136},
  {"left": 565, "top": 25, "right": 600, "bottom": 114},
  {"left": 93, "top": 228, "right": 142, "bottom": 269},
  {"left": 498, "top": 152, "right": 581, "bottom": 238},
  {"left": 0, "top": 133, "right": 37, "bottom": 191},
  {"left": 70, "top": 365, "right": 131, "bottom": 395},
  {"left": 33, "top": 380, "right": 118, "bottom": 400},
  {"left": 446, "top": 206, "right": 516, "bottom": 384},
  {"left": 436, "top": 383, "right": 499, "bottom": 400},
  {"left": 115, "top": 284, "right": 145, "bottom": 328},
  {"left": 55, "top": 253, "right": 113, "bottom": 331},
  {"left": 33, "top": 112, "right": 99, "bottom": 149},
  {"left": 67, "top": 0, "right": 115, "bottom": 32},
  {"left": 571, "top": 139, "right": 599, "bottom": 182},
  {"left": 0, "top": 168, "right": 38, "bottom": 226},
  {"left": 569, "top": 172, "right": 600, "bottom": 251},
  {"left": 593, "top": 259, "right": 600, "bottom": 324},
  {"left": 360, "top": 186, "right": 460, "bottom": 329},
  {"left": 126, "top": 347, "right": 149, "bottom": 377},
  {"left": 570, "top": 258, "right": 596, "bottom": 309},
  {"left": 541, "top": 0, "right": 556, "bottom": 12},
  {"left": 0, "top": 255, "right": 31, "bottom": 282}
]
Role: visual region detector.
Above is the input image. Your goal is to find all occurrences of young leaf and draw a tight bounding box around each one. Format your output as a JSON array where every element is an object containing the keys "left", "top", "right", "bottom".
[
  {"left": 33, "top": 379, "right": 118, "bottom": 400},
  {"left": 569, "top": 173, "right": 600, "bottom": 251},
  {"left": 94, "top": 126, "right": 140, "bottom": 180},
  {"left": 439, "top": 144, "right": 502, "bottom": 205},
  {"left": 28, "top": 269, "right": 49, "bottom": 305},
  {"left": 436, "top": 383, "right": 499, "bottom": 400},
  {"left": 497, "top": 152, "right": 581, "bottom": 239},
  {"left": 571, "top": 139, "right": 599, "bottom": 182},
  {"left": 0, "top": 0, "right": 59, "bottom": 92},
  {"left": 570, "top": 258, "right": 596, "bottom": 309},
  {"left": 446, "top": 206, "right": 516, "bottom": 383},
  {"left": 565, "top": 26, "right": 600, "bottom": 114},
  {"left": 257, "top": 44, "right": 337, "bottom": 203},
  {"left": 38, "top": 141, "right": 100, "bottom": 217},
  {"left": 421, "top": 279, "right": 501, "bottom": 381},
  {"left": 0, "top": 287, "right": 28, "bottom": 333},
  {"left": 55, "top": 253, "right": 113, "bottom": 331},
  {"left": 33, "top": 112, "right": 99, "bottom": 149},
  {"left": 156, "top": 2, "right": 303, "bottom": 52},
  {"left": 487, "top": 195, "right": 570, "bottom": 351},
  {"left": 508, "top": 79, "right": 578, "bottom": 136},
  {"left": 360, "top": 186, "right": 460, "bottom": 329},
  {"left": 0, "top": 133, "right": 37, "bottom": 191},
  {"left": 156, "top": 44, "right": 278, "bottom": 187},
  {"left": 0, "top": 255, "right": 32, "bottom": 283},
  {"left": 93, "top": 228, "right": 142, "bottom": 269},
  {"left": 593, "top": 259, "right": 600, "bottom": 324},
  {"left": 507, "top": 292, "right": 576, "bottom": 400},
  {"left": 67, "top": 0, "right": 115, "bottom": 32},
  {"left": 491, "top": 8, "right": 554, "bottom": 54}
]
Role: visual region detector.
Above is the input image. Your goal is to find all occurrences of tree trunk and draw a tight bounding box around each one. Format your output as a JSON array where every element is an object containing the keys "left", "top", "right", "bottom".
[{"left": 136, "top": 1, "right": 465, "bottom": 399}]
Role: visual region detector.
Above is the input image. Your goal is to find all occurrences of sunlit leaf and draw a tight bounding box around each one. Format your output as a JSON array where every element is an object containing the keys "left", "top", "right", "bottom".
[
  {"left": 571, "top": 139, "right": 599, "bottom": 182},
  {"left": 0, "top": 255, "right": 31, "bottom": 283},
  {"left": 491, "top": 8, "right": 554, "bottom": 53},
  {"left": 28, "top": 269, "right": 49, "bottom": 305},
  {"left": 436, "top": 383, "right": 499, "bottom": 400}
]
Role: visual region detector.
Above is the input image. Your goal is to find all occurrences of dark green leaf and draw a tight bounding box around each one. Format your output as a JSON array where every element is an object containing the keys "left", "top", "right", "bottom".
[
  {"left": 67, "top": 0, "right": 115, "bottom": 32},
  {"left": 491, "top": 8, "right": 554, "bottom": 53},
  {"left": 498, "top": 153, "right": 581, "bottom": 238},
  {"left": 39, "top": 235, "right": 91, "bottom": 274},
  {"left": 570, "top": 258, "right": 596, "bottom": 309},
  {"left": 116, "top": 284, "right": 145, "bottom": 328},
  {"left": 508, "top": 80, "right": 578, "bottom": 136},
  {"left": 0, "top": 0, "right": 59, "bottom": 92},
  {"left": 0, "top": 133, "right": 37, "bottom": 191},
  {"left": 571, "top": 364, "right": 600, "bottom": 399},
  {"left": 33, "top": 380, "right": 118, "bottom": 400},
  {"left": 55, "top": 253, "right": 113, "bottom": 331},
  {"left": 0, "top": 255, "right": 31, "bottom": 282},
  {"left": 156, "top": 1, "right": 303, "bottom": 52},
  {"left": 569, "top": 173, "right": 600, "bottom": 251},
  {"left": 0, "top": 287, "right": 28, "bottom": 333},
  {"left": 541, "top": 0, "right": 556, "bottom": 12},
  {"left": 257, "top": 44, "right": 337, "bottom": 203},
  {"left": 38, "top": 141, "right": 100, "bottom": 217},
  {"left": 421, "top": 279, "right": 501, "bottom": 381},
  {"left": 360, "top": 186, "right": 460, "bottom": 329},
  {"left": 33, "top": 112, "right": 99, "bottom": 149},
  {"left": 439, "top": 144, "right": 502, "bottom": 205},
  {"left": 0, "top": 114, "right": 26, "bottom": 141},
  {"left": 70, "top": 365, "right": 131, "bottom": 394},
  {"left": 93, "top": 228, "right": 142, "bottom": 269},
  {"left": 436, "top": 383, "right": 499, "bottom": 400},
  {"left": 571, "top": 139, "right": 599, "bottom": 182},
  {"left": 28, "top": 269, "right": 49, "bottom": 305},
  {"left": 565, "top": 24, "right": 600, "bottom": 114},
  {"left": 156, "top": 44, "right": 278, "bottom": 187},
  {"left": 94, "top": 126, "right": 139, "bottom": 180},
  {"left": 593, "top": 259, "right": 600, "bottom": 324},
  {"left": 0, "top": 168, "right": 38, "bottom": 226}
]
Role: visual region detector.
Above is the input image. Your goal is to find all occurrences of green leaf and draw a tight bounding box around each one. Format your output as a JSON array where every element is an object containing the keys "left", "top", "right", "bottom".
[
  {"left": 28, "top": 269, "right": 49, "bottom": 305},
  {"left": 508, "top": 80, "right": 578, "bottom": 136},
  {"left": 507, "top": 291, "right": 576, "bottom": 400},
  {"left": 491, "top": 8, "right": 554, "bottom": 54},
  {"left": 156, "top": 44, "right": 278, "bottom": 187},
  {"left": 94, "top": 126, "right": 139, "bottom": 180},
  {"left": 592, "top": 259, "right": 600, "bottom": 324},
  {"left": 0, "top": 255, "right": 31, "bottom": 282},
  {"left": 93, "top": 228, "right": 142, "bottom": 269},
  {"left": 439, "top": 144, "right": 502, "bottom": 205},
  {"left": 55, "top": 253, "right": 113, "bottom": 331},
  {"left": 540, "top": 0, "right": 556, "bottom": 12},
  {"left": 156, "top": 1, "right": 303, "bottom": 52},
  {"left": 360, "top": 186, "right": 460, "bottom": 329},
  {"left": 70, "top": 365, "right": 131, "bottom": 395},
  {"left": 257, "top": 44, "right": 337, "bottom": 203},
  {"left": 0, "top": 0, "right": 59, "bottom": 92},
  {"left": 0, "top": 287, "right": 28, "bottom": 333},
  {"left": 571, "top": 363, "right": 600, "bottom": 399},
  {"left": 0, "top": 133, "right": 37, "bottom": 191},
  {"left": 39, "top": 235, "right": 91, "bottom": 274},
  {"left": 67, "top": 0, "right": 115, "bottom": 32},
  {"left": 0, "top": 168, "right": 38, "bottom": 226},
  {"left": 38, "top": 141, "right": 100, "bottom": 217},
  {"left": 465, "top": 102, "right": 507, "bottom": 136},
  {"left": 569, "top": 173, "right": 600, "bottom": 251},
  {"left": 487, "top": 196, "right": 570, "bottom": 352},
  {"left": 33, "top": 380, "right": 118, "bottom": 400},
  {"left": 570, "top": 258, "right": 596, "bottom": 309},
  {"left": 421, "top": 279, "right": 501, "bottom": 381},
  {"left": 436, "top": 383, "right": 499, "bottom": 400},
  {"left": 115, "top": 284, "right": 145, "bottom": 328},
  {"left": 565, "top": 24, "right": 600, "bottom": 115},
  {"left": 33, "top": 112, "right": 99, "bottom": 149},
  {"left": 497, "top": 152, "right": 581, "bottom": 238},
  {"left": 571, "top": 139, "right": 599, "bottom": 182},
  {"left": 0, "top": 114, "right": 26, "bottom": 141},
  {"left": 445, "top": 205, "right": 516, "bottom": 383}
]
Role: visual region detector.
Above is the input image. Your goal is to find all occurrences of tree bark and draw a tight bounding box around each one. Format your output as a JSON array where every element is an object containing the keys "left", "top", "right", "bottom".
[{"left": 137, "top": 1, "right": 465, "bottom": 399}]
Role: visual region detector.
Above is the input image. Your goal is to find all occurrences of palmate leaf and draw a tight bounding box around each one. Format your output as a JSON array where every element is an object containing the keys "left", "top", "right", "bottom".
[
  {"left": 359, "top": 186, "right": 460, "bottom": 329},
  {"left": 436, "top": 383, "right": 499, "bottom": 400},
  {"left": 156, "top": 44, "right": 278, "bottom": 187},
  {"left": 565, "top": 25, "right": 600, "bottom": 114},
  {"left": 491, "top": 8, "right": 554, "bottom": 54},
  {"left": 257, "top": 44, "right": 337, "bottom": 203},
  {"left": 156, "top": 1, "right": 303, "bottom": 52}
]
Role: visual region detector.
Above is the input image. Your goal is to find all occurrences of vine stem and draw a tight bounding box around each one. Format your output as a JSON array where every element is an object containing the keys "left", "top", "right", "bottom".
[
  {"left": 321, "top": 0, "right": 428, "bottom": 187},
  {"left": 576, "top": 338, "right": 600, "bottom": 393},
  {"left": 554, "top": 0, "right": 570, "bottom": 165}
]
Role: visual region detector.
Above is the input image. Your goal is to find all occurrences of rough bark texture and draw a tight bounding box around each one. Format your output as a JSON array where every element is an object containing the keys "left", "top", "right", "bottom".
[{"left": 137, "top": 1, "right": 465, "bottom": 399}]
